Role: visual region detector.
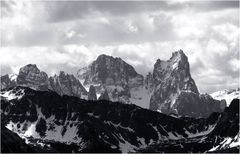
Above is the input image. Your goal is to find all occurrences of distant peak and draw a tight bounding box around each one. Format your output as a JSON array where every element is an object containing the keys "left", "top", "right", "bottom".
[
  {"left": 97, "top": 54, "right": 113, "bottom": 59},
  {"left": 24, "top": 64, "right": 37, "bottom": 68},
  {"left": 171, "top": 49, "right": 185, "bottom": 57},
  {"left": 20, "top": 64, "right": 40, "bottom": 73},
  {"left": 156, "top": 59, "right": 161, "bottom": 63},
  {"left": 96, "top": 54, "right": 124, "bottom": 61},
  {"left": 59, "top": 71, "right": 66, "bottom": 76}
]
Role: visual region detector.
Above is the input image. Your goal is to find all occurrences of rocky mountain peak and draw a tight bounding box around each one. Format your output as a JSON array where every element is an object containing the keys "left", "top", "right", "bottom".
[
  {"left": 16, "top": 64, "right": 49, "bottom": 90},
  {"left": 0, "top": 74, "right": 16, "bottom": 89},
  {"left": 49, "top": 71, "right": 88, "bottom": 98},
  {"left": 18, "top": 64, "right": 45, "bottom": 76},
  {"left": 59, "top": 71, "right": 66, "bottom": 77},
  {"left": 149, "top": 50, "right": 225, "bottom": 117},
  {"left": 1, "top": 64, "right": 88, "bottom": 99},
  {"left": 88, "top": 85, "right": 97, "bottom": 100},
  {"left": 78, "top": 54, "right": 141, "bottom": 85},
  {"left": 77, "top": 54, "right": 144, "bottom": 105},
  {"left": 152, "top": 50, "right": 198, "bottom": 94}
]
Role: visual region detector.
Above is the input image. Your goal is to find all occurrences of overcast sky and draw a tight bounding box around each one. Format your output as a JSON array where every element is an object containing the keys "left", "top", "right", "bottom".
[{"left": 0, "top": 0, "right": 239, "bottom": 93}]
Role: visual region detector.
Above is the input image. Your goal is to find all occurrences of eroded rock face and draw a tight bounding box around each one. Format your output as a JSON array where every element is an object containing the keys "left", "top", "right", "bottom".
[
  {"left": 17, "top": 64, "right": 49, "bottom": 90},
  {"left": 144, "top": 72, "right": 154, "bottom": 91},
  {"left": 0, "top": 74, "right": 16, "bottom": 89},
  {"left": 78, "top": 54, "right": 144, "bottom": 104},
  {"left": 49, "top": 71, "right": 88, "bottom": 99},
  {"left": 99, "top": 90, "right": 110, "bottom": 101},
  {"left": 149, "top": 50, "right": 225, "bottom": 117},
  {"left": 79, "top": 54, "right": 143, "bottom": 86},
  {"left": 1, "top": 64, "right": 88, "bottom": 99},
  {"left": 88, "top": 85, "right": 97, "bottom": 100}
]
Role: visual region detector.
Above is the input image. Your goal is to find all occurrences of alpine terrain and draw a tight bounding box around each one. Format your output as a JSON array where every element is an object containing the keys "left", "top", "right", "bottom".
[
  {"left": 78, "top": 50, "right": 226, "bottom": 117},
  {"left": 1, "top": 50, "right": 239, "bottom": 153},
  {"left": 0, "top": 87, "right": 239, "bottom": 153}
]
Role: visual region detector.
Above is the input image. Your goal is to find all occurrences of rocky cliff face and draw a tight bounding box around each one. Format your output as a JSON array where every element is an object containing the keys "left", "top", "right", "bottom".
[
  {"left": 0, "top": 74, "right": 16, "bottom": 89},
  {"left": 149, "top": 50, "right": 225, "bottom": 117},
  {"left": 99, "top": 90, "right": 110, "bottom": 101},
  {"left": 77, "top": 51, "right": 227, "bottom": 117},
  {"left": 78, "top": 54, "right": 144, "bottom": 105},
  {"left": 88, "top": 85, "right": 97, "bottom": 100},
  {"left": 78, "top": 54, "right": 143, "bottom": 86},
  {"left": 17, "top": 64, "right": 49, "bottom": 90},
  {"left": 1, "top": 65, "right": 87, "bottom": 99},
  {"left": 49, "top": 71, "right": 88, "bottom": 99},
  {"left": 1, "top": 51, "right": 228, "bottom": 118}
]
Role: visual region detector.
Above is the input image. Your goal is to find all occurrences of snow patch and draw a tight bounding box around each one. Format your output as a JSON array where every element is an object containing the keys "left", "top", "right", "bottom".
[
  {"left": 0, "top": 89, "right": 25, "bottom": 101},
  {"left": 210, "top": 88, "right": 240, "bottom": 106}
]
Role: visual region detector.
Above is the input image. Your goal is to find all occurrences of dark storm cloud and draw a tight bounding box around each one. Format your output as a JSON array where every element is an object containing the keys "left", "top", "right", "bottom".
[
  {"left": 45, "top": 1, "right": 239, "bottom": 23},
  {"left": 45, "top": 1, "right": 170, "bottom": 22},
  {"left": 187, "top": 1, "right": 239, "bottom": 11}
]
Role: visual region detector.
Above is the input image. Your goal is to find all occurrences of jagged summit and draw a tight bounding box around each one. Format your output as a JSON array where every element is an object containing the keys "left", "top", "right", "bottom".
[
  {"left": 17, "top": 64, "right": 49, "bottom": 90},
  {"left": 79, "top": 54, "right": 141, "bottom": 85},
  {"left": 1, "top": 64, "right": 88, "bottom": 99},
  {"left": 149, "top": 50, "right": 224, "bottom": 117},
  {"left": 1, "top": 50, "right": 228, "bottom": 118},
  {"left": 77, "top": 54, "right": 144, "bottom": 105},
  {"left": 152, "top": 50, "right": 198, "bottom": 94}
]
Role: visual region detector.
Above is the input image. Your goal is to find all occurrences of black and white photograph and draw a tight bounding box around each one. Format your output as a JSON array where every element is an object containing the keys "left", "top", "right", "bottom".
[{"left": 0, "top": 0, "right": 239, "bottom": 153}]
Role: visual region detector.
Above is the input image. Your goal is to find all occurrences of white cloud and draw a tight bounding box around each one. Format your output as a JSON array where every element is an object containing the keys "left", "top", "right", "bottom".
[
  {"left": 229, "top": 59, "right": 240, "bottom": 72},
  {"left": 0, "top": 1, "right": 238, "bottom": 93},
  {"left": 65, "top": 30, "right": 76, "bottom": 38}
]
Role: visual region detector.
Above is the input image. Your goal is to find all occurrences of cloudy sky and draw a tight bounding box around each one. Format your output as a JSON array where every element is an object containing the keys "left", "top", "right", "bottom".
[{"left": 0, "top": 0, "right": 239, "bottom": 93}]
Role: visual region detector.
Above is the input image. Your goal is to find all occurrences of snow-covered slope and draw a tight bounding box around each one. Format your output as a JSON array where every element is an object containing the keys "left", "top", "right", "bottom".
[
  {"left": 1, "top": 87, "right": 239, "bottom": 153},
  {"left": 210, "top": 88, "right": 240, "bottom": 106}
]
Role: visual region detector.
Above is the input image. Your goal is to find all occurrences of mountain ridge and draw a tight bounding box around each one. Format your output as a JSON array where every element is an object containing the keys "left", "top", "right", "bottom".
[
  {"left": 1, "top": 86, "right": 239, "bottom": 153},
  {"left": 1, "top": 50, "right": 229, "bottom": 117}
]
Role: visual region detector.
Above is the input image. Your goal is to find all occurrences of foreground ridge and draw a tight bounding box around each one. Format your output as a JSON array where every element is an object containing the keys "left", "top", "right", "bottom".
[{"left": 1, "top": 86, "right": 239, "bottom": 153}]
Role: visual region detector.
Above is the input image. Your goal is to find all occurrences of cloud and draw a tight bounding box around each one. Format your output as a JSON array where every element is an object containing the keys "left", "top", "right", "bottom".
[{"left": 0, "top": 0, "right": 239, "bottom": 93}]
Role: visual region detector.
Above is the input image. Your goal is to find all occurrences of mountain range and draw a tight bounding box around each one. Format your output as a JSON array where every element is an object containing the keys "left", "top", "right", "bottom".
[
  {"left": 1, "top": 50, "right": 234, "bottom": 118},
  {"left": 1, "top": 50, "right": 239, "bottom": 153}
]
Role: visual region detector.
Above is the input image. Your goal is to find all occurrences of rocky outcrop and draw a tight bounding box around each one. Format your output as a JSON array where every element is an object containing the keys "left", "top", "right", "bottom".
[
  {"left": 49, "top": 71, "right": 87, "bottom": 99},
  {"left": 0, "top": 74, "right": 16, "bottom": 89},
  {"left": 1, "top": 51, "right": 228, "bottom": 118},
  {"left": 149, "top": 50, "right": 225, "bottom": 117},
  {"left": 1, "top": 64, "right": 87, "bottom": 99},
  {"left": 16, "top": 64, "right": 49, "bottom": 90},
  {"left": 78, "top": 54, "right": 144, "bottom": 104},
  {"left": 88, "top": 85, "right": 97, "bottom": 100},
  {"left": 78, "top": 54, "right": 143, "bottom": 86},
  {"left": 144, "top": 72, "right": 154, "bottom": 91},
  {"left": 98, "top": 89, "right": 110, "bottom": 101}
]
